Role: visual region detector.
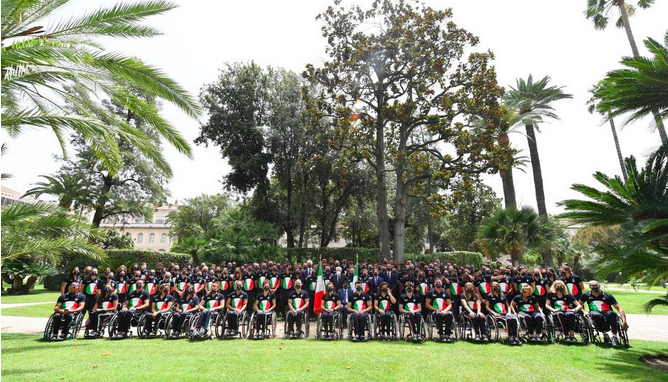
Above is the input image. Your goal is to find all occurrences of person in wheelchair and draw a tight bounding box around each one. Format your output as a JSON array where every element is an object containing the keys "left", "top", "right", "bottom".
[
  {"left": 226, "top": 280, "right": 248, "bottom": 336},
  {"left": 145, "top": 283, "right": 174, "bottom": 336},
  {"left": 51, "top": 282, "right": 86, "bottom": 340},
  {"left": 374, "top": 281, "right": 396, "bottom": 341},
  {"left": 347, "top": 280, "right": 372, "bottom": 341},
  {"left": 545, "top": 280, "right": 582, "bottom": 342},
  {"left": 287, "top": 279, "right": 310, "bottom": 338},
  {"left": 511, "top": 284, "right": 545, "bottom": 341},
  {"left": 320, "top": 281, "right": 343, "bottom": 339},
  {"left": 398, "top": 281, "right": 423, "bottom": 341},
  {"left": 460, "top": 283, "right": 486, "bottom": 341},
  {"left": 484, "top": 282, "right": 520, "bottom": 346},
  {"left": 195, "top": 281, "right": 225, "bottom": 337},
  {"left": 115, "top": 279, "right": 150, "bottom": 339},
  {"left": 86, "top": 283, "right": 118, "bottom": 337},
  {"left": 172, "top": 286, "right": 199, "bottom": 338},
  {"left": 426, "top": 278, "right": 454, "bottom": 342},
  {"left": 580, "top": 280, "right": 628, "bottom": 347},
  {"left": 253, "top": 279, "right": 276, "bottom": 339}
]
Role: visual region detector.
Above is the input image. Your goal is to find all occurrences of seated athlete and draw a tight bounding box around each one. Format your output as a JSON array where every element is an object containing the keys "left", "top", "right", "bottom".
[
  {"left": 580, "top": 280, "right": 628, "bottom": 346},
  {"left": 51, "top": 282, "right": 86, "bottom": 340},
  {"left": 172, "top": 286, "right": 200, "bottom": 338},
  {"left": 511, "top": 284, "right": 545, "bottom": 341},
  {"left": 287, "top": 279, "right": 310, "bottom": 338},
  {"left": 145, "top": 283, "right": 174, "bottom": 336},
  {"left": 115, "top": 279, "right": 150, "bottom": 339},
  {"left": 485, "top": 282, "right": 520, "bottom": 345},
  {"left": 226, "top": 280, "right": 248, "bottom": 336},
  {"left": 545, "top": 280, "right": 582, "bottom": 342},
  {"left": 253, "top": 279, "right": 276, "bottom": 339},
  {"left": 398, "top": 281, "right": 423, "bottom": 341},
  {"left": 374, "top": 281, "right": 396, "bottom": 341},
  {"left": 86, "top": 283, "right": 118, "bottom": 337},
  {"left": 196, "top": 281, "right": 225, "bottom": 336},
  {"left": 321, "top": 281, "right": 343, "bottom": 339},
  {"left": 347, "top": 280, "right": 372, "bottom": 341},
  {"left": 425, "top": 278, "right": 454, "bottom": 341},
  {"left": 461, "top": 282, "right": 486, "bottom": 341}
]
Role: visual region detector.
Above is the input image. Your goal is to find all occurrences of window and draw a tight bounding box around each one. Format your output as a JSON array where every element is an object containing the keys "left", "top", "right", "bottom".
[
  {"left": 160, "top": 233, "right": 167, "bottom": 244},
  {"left": 137, "top": 233, "right": 143, "bottom": 243},
  {"left": 135, "top": 218, "right": 142, "bottom": 224},
  {"left": 149, "top": 233, "right": 155, "bottom": 243},
  {"left": 155, "top": 219, "right": 164, "bottom": 224}
]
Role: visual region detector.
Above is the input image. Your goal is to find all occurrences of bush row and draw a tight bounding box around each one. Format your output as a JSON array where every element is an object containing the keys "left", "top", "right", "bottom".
[
  {"left": 403, "top": 251, "right": 484, "bottom": 267},
  {"left": 283, "top": 247, "right": 380, "bottom": 263}
]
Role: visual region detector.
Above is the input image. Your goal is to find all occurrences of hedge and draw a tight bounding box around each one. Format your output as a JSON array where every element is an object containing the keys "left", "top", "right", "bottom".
[
  {"left": 403, "top": 251, "right": 484, "bottom": 267},
  {"left": 283, "top": 247, "right": 380, "bottom": 263}
]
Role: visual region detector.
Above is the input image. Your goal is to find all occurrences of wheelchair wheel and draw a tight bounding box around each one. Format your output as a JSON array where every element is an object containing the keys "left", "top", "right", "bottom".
[
  {"left": 249, "top": 313, "right": 258, "bottom": 339},
  {"left": 240, "top": 312, "right": 250, "bottom": 339},
  {"left": 391, "top": 313, "right": 399, "bottom": 340},
  {"left": 108, "top": 314, "right": 120, "bottom": 338},
  {"left": 42, "top": 314, "right": 55, "bottom": 341},
  {"left": 616, "top": 316, "right": 630, "bottom": 348},
  {"left": 70, "top": 313, "right": 84, "bottom": 339},
  {"left": 214, "top": 313, "right": 225, "bottom": 339},
  {"left": 398, "top": 314, "right": 406, "bottom": 340},
  {"left": 485, "top": 315, "right": 499, "bottom": 342},
  {"left": 303, "top": 315, "right": 310, "bottom": 339},
  {"left": 584, "top": 315, "right": 602, "bottom": 345},
  {"left": 183, "top": 314, "right": 196, "bottom": 337},
  {"left": 316, "top": 314, "right": 322, "bottom": 340},
  {"left": 426, "top": 314, "right": 434, "bottom": 340},
  {"left": 137, "top": 314, "right": 149, "bottom": 339},
  {"left": 575, "top": 314, "right": 590, "bottom": 345},
  {"left": 458, "top": 313, "right": 472, "bottom": 341},
  {"left": 163, "top": 314, "right": 174, "bottom": 338}
]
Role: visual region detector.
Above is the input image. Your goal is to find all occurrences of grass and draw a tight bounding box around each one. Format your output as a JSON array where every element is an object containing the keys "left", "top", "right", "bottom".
[
  {"left": 1, "top": 303, "right": 54, "bottom": 318},
  {"left": 603, "top": 290, "right": 668, "bottom": 316},
  {"left": 604, "top": 284, "right": 667, "bottom": 293},
  {"left": 2, "top": 333, "right": 667, "bottom": 381},
  {"left": 1, "top": 284, "right": 60, "bottom": 305}
]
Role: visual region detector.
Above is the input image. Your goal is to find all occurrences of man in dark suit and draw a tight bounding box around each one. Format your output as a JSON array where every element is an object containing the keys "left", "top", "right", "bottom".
[
  {"left": 367, "top": 268, "right": 385, "bottom": 296},
  {"left": 329, "top": 266, "right": 346, "bottom": 291},
  {"left": 301, "top": 260, "right": 314, "bottom": 279},
  {"left": 381, "top": 264, "right": 399, "bottom": 296},
  {"left": 337, "top": 280, "right": 353, "bottom": 327}
]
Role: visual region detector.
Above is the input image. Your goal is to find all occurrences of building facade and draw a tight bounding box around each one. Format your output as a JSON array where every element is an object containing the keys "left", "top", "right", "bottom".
[{"left": 99, "top": 204, "right": 179, "bottom": 251}]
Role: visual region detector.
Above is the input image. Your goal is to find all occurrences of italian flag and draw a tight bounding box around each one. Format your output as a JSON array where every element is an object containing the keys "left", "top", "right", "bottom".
[
  {"left": 361, "top": 282, "right": 369, "bottom": 294},
  {"left": 519, "top": 304, "right": 534, "bottom": 312},
  {"left": 351, "top": 260, "right": 359, "bottom": 287},
  {"left": 63, "top": 301, "right": 79, "bottom": 310},
  {"left": 101, "top": 301, "right": 113, "bottom": 310},
  {"left": 128, "top": 297, "right": 142, "bottom": 309},
  {"left": 145, "top": 283, "right": 156, "bottom": 295},
  {"left": 116, "top": 283, "right": 127, "bottom": 294},
  {"left": 206, "top": 282, "right": 213, "bottom": 292},
  {"left": 221, "top": 280, "right": 230, "bottom": 291},
  {"left": 450, "top": 282, "right": 461, "bottom": 296},
  {"left": 353, "top": 300, "right": 366, "bottom": 311},
  {"left": 554, "top": 300, "right": 568, "bottom": 311},
  {"left": 419, "top": 283, "right": 430, "bottom": 296},
  {"left": 181, "top": 303, "right": 191, "bottom": 311},
  {"left": 404, "top": 302, "right": 418, "bottom": 312},
  {"left": 177, "top": 282, "right": 188, "bottom": 292},
  {"left": 378, "top": 300, "right": 390, "bottom": 312},
  {"left": 432, "top": 298, "right": 446, "bottom": 311},
  {"left": 205, "top": 300, "right": 219, "bottom": 309},
  {"left": 154, "top": 301, "right": 167, "bottom": 311},
  {"left": 282, "top": 277, "right": 293, "bottom": 289},
  {"left": 313, "top": 262, "right": 325, "bottom": 314},
  {"left": 243, "top": 279, "right": 254, "bottom": 291},
  {"left": 292, "top": 297, "right": 306, "bottom": 310},
  {"left": 258, "top": 276, "right": 266, "bottom": 288},
  {"left": 520, "top": 282, "right": 530, "bottom": 291},
  {"left": 309, "top": 281, "right": 316, "bottom": 291},
  {"left": 325, "top": 300, "right": 336, "bottom": 310},
  {"left": 129, "top": 283, "right": 137, "bottom": 293},
  {"left": 270, "top": 277, "right": 280, "bottom": 289},
  {"left": 500, "top": 282, "right": 510, "bottom": 293},
  {"left": 589, "top": 300, "right": 611, "bottom": 312},
  {"left": 231, "top": 297, "right": 244, "bottom": 309},
  {"left": 85, "top": 283, "right": 98, "bottom": 295},
  {"left": 193, "top": 283, "right": 203, "bottom": 293},
  {"left": 534, "top": 285, "right": 546, "bottom": 296},
  {"left": 567, "top": 283, "right": 579, "bottom": 296},
  {"left": 494, "top": 303, "right": 507, "bottom": 314},
  {"left": 258, "top": 300, "right": 272, "bottom": 312},
  {"left": 467, "top": 300, "right": 477, "bottom": 310},
  {"left": 478, "top": 282, "right": 491, "bottom": 294}
]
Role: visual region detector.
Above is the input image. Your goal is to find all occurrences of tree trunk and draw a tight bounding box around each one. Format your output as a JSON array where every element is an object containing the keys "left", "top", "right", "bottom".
[
  {"left": 498, "top": 132, "right": 517, "bottom": 209},
  {"left": 618, "top": 1, "right": 668, "bottom": 144},
  {"left": 608, "top": 116, "right": 628, "bottom": 182},
  {"left": 427, "top": 212, "right": 435, "bottom": 253},
  {"left": 511, "top": 248, "right": 523, "bottom": 267},
  {"left": 319, "top": 180, "right": 329, "bottom": 247},
  {"left": 375, "top": 92, "right": 391, "bottom": 260},
  {"left": 285, "top": 172, "right": 295, "bottom": 248},
  {"left": 191, "top": 250, "right": 200, "bottom": 265},
  {"left": 525, "top": 123, "right": 553, "bottom": 267},
  {"left": 298, "top": 172, "right": 308, "bottom": 248},
  {"left": 393, "top": 177, "right": 406, "bottom": 262},
  {"left": 91, "top": 174, "right": 114, "bottom": 228}
]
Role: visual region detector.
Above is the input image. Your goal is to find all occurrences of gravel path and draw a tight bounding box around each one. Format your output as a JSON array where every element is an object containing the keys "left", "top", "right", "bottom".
[{"left": 1, "top": 313, "right": 666, "bottom": 342}]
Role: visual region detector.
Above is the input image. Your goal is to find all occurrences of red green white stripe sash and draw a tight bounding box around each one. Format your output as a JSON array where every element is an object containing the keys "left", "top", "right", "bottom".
[
  {"left": 378, "top": 300, "right": 390, "bottom": 312},
  {"left": 432, "top": 298, "right": 446, "bottom": 311},
  {"left": 419, "top": 283, "right": 430, "bottom": 296},
  {"left": 494, "top": 303, "right": 507, "bottom": 314},
  {"left": 292, "top": 297, "right": 305, "bottom": 309},
  {"left": 404, "top": 302, "right": 419, "bottom": 312},
  {"left": 85, "top": 283, "right": 97, "bottom": 295},
  {"left": 258, "top": 300, "right": 272, "bottom": 312},
  {"left": 589, "top": 300, "right": 610, "bottom": 312}
]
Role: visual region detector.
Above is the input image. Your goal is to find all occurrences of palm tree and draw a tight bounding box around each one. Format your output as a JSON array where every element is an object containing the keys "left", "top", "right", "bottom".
[
  {"left": 585, "top": 0, "right": 667, "bottom": 143},
  {"left": 477, "top": 206, "right": 556, "bottom": 266},
  {"left": 587, "top": 82, "right": 628, "bottom": 181},
  {"left": 559, "top": 144, "right": 668, "bottom": 311},
  {"left": 1, "top": 0, "right": 200, "bottom": 175},
  {"left": 504, "top": 75, "right": 572, "bottom": 266},
  {"left": 594, "top": 33, "right": 668, "bottom": 143},
  {"left": 1, "top": 202, "right": 104, "bottom": 294},
  {"left": 23, "top": 174, "right": 89, "bottom": 210}
]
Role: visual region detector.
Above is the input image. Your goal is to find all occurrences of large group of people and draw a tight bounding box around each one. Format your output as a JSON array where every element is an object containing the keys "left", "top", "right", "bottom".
[{"left": 49, "top": 258, "right": 629, "bottom": 346}]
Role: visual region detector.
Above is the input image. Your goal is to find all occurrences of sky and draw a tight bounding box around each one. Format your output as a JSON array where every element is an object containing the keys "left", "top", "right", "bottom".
[{"left": 2, "top": 0, "right": 667, "bottom": 215}]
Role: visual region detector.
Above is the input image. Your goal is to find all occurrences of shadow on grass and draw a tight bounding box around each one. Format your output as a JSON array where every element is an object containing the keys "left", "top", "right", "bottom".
[
  {"left": 598, "top": 346, "right": 668, "bottom": 381},
  {"left": 1, "top": 367, "right": 49, "bottom": 378}
]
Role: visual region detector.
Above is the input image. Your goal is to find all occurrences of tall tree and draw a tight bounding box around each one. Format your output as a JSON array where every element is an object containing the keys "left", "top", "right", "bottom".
[
  {"left": 505, "top": 75, "right": 572, "bottom": 266},
  {"left": 1, "top": 0, "right": 200, "bottom": 174},
  {"left": 588, "top": 82, "right": 628, "bottom": 181},
  {"left": 23, "top": 173, "right": 90, "bottom": 210},
  {"left": 585, "top": 0, "right": 667, "bottom": 143},
  {"left": 308, "top": 0, "right": 510, "bottom": 261}
]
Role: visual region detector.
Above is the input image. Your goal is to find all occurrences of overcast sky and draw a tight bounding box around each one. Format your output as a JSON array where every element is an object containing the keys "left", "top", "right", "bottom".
[{"left": 2, "top": 0, "right": 667, "bottom": 215}]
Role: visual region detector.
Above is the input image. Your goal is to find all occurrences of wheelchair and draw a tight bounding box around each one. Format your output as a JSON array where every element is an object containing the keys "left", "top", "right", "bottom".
[
  {"left": 284, "top": 310, "right": 310, "bottom": 339},
  {"left": 584, "top": 313, "right": 629, "bottom": 348},
  {"left": 485, "top": 313, "right": 518, "bottom": 344},
  {"left": 347, "top": 312, "right": 373, "bottom": 341},
  {"left": 398, "top": 313, "right": 426, "bottom": 342},
  {"left": 83, "top": 311, "right": 117, "bottom": 339},
  {"left": 42, "top": 312, "right": 85, "bottom": 341},
  {"left": 372, "top": 311, "right": 398, "bottom": 341},
  {"left": 221, "top": 310, "right": 250, "bottom": 339},
  {"left": 136, "top": 310, "right": 175, "bottom": 338},
  {"left": 426, "top": 312, "right": 457, "bottom": 342},
  {"left": 188, "top": 311, "right": 220, "bottom": 340},
  {"left": 516, "top": 312, "right": 552, "bottom": 343},
  {"left": 249, "top": 311, "right": 277, "bottom": 339},
  {"left": 545, "top": 311, "right": 589, "bottom": 345},
  {"left": 457, "top": 312, "right": 493, "bottom": 342},
  {"left": 316, "top": 311, "right": 343, "bottom": 340},
  {"left": 108, "top": 309, "right": 148, "bottom": 339},
  {"left": 164, "top": 311, "right": 198, "bottom": 339}
]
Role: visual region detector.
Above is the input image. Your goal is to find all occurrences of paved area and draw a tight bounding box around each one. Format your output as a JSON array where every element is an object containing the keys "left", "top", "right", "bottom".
[{"left": 0, "top": 301, "right": 52, "bottom": 309}]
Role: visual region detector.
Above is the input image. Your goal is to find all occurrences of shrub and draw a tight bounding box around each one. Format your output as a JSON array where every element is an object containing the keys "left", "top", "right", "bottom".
[
  {"left": 65, "top": 249, "right": 191, "bottom": 271},
  {"left": 44, "top": 274, "right": 66, "bottom": 291},
  {"left": 283, "top": 247, "right": 380, "bottom": 263},
  {"left": 403, "top": 251, "right": 484, "bottom": 267}
]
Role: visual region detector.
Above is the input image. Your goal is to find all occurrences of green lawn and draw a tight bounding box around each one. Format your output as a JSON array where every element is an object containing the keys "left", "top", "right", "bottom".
[
  {"left": 1, "top": 284, "right": 60, "bottom": 305},
  {"left": 2, "top": 334, "right": 667, "bottom": 382},
  {"left": 605, "top": 290, "right": 668, "bottom": 315},
  {"left": 1, "top": 303, "right": 54, "bottom": 318},
  {"left": 604, "top": 284, "right": 667, "bottom": 293}
]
